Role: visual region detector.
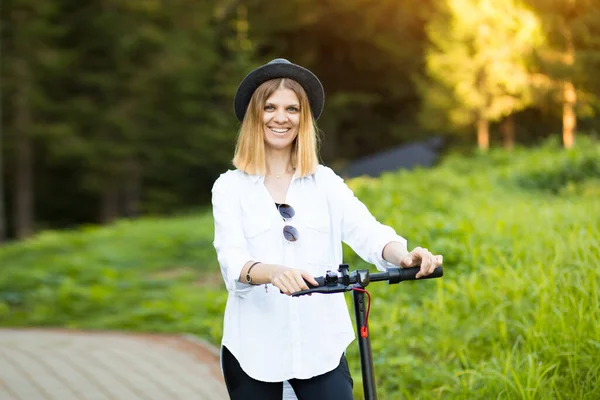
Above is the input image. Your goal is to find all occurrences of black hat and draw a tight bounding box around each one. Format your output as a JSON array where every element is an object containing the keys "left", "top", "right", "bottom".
[{"left": 234, "top": 58, "right": 325, "bottom": 122}]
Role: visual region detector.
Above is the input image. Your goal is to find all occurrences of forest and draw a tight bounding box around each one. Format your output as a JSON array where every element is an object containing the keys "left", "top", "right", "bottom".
[{"left": 1, "top": 0, "right": 599, "bottom": 242}]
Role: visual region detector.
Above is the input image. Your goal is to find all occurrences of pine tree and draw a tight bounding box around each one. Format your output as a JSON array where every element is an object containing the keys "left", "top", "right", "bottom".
[
  {"left": 0, "top": 18, "right": 5, "bottom": 243},
  {"left": 43, "top": 0, "right": 229, "bottom": 220},
  {"left": 1, "top": 0, "right": 66, "bottom": 238},
  {"left": 0, "top": 66, "right": 4, "bottom": 243}
]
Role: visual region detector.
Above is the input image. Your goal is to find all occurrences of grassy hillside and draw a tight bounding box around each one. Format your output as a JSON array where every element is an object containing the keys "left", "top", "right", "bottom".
[
  {"left": 0, "top": 212, "right": 227, "bottom": 338},
  {"left": 1, "top": 137, "right": 599, "bottom": 399}
]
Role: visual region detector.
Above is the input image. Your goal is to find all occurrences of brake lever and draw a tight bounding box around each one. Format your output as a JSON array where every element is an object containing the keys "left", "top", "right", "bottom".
[{"left": 291, "top": 283, "right": 351, "bottom": 297}]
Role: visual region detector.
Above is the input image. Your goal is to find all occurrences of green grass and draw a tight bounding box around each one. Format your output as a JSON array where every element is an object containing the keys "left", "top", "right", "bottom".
[
  {"left": 0, "top": 213, "right": 227, "bottom": 338},
  {"left": 1, "top": 136, "right": 599, "bottom": 399}
]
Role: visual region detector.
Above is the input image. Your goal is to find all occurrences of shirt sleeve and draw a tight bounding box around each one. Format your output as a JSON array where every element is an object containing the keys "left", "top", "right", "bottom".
[
  {"left": 212, "top": 172, "right": 254, "bottom": 297},
  {"left": 322, "top": 167, "right": 408, "bottom": 271}
]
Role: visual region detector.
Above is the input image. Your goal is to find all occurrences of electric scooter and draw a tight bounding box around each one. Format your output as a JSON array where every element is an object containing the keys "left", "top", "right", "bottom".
[{"left": 292, "top": 264, "right": 444, "bottom": 400}]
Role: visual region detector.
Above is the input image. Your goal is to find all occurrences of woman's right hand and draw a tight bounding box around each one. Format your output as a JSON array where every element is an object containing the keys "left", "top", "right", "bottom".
[{"left": 271, "top": 266, "right": 319, "bottom": 296}]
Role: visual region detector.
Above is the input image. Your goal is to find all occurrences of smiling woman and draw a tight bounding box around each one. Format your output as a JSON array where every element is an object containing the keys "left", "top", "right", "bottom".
[{"left": 211, "top": 58, "right": 443, "bottom": 400}]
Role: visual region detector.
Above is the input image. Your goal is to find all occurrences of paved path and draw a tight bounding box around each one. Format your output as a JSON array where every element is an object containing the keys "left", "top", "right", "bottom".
[{"left": 0, "top": 328, "right": 229, "bottom": 400}]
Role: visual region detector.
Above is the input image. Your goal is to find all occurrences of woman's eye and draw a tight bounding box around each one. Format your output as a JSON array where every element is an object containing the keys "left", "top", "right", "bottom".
[
  {"left": 288, "top": 107, "right": 299, "bottom": 112},
  {"left": 264, "top": 105, "right": 274, "bottom": 111}
]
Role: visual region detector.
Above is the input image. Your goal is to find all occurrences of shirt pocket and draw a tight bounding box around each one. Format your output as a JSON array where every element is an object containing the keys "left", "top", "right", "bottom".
[
  {"left": 242, "top": 216, "right": 271, "bottom": 238},
  {"left": 241, "top": 215, "right": 274, "bottom": 262},
  {"left": 240, "top": 193, "right": 272, "bottom": 239}
]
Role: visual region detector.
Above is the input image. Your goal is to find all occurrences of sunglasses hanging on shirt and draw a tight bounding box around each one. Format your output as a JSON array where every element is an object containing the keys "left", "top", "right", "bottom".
[{"left": 277, "top": 203, "right": 299, "bottom": 242}]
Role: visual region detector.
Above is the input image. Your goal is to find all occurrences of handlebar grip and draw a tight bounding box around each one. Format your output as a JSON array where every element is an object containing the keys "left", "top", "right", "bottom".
[{"left": 391, "top": 265, "right": 443, "bottom": 282}]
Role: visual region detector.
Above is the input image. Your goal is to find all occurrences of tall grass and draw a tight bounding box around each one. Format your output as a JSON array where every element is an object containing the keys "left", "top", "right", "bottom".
[
  {"left": 1, "top": 137, "right": 599, "bottom": 399},
  {"left": 345, "top": 137, "right": 600, "bottom": 398}
]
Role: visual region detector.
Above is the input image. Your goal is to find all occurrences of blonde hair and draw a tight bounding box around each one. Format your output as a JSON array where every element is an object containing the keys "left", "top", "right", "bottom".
[{"left": 232, "top": 78, "right": 320, "bottom": 177}]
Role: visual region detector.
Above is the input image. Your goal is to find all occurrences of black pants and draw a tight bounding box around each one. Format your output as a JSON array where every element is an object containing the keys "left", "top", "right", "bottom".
[{"left": 221, "top": 346, "right": 354, "bottom": 400}]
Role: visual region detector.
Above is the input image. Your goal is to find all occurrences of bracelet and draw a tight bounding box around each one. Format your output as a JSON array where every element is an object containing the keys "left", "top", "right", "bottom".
[{"left": 245, "top": 261, "right": 261, "bottom": 284}]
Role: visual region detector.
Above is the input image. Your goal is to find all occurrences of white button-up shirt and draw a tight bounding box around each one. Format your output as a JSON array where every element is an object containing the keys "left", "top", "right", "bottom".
[{"left": 212, "top": 165, "right": 407, "bottom": 382}]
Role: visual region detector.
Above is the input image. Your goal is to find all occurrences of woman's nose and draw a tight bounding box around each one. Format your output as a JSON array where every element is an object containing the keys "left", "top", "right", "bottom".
[{"left": 274, "top": 109, "right": 288, "bottom": 123}]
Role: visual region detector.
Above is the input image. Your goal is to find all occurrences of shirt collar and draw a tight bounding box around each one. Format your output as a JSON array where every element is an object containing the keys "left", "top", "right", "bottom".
[{"left": 249, "top": 173, "right": 263, "bottom": 184}]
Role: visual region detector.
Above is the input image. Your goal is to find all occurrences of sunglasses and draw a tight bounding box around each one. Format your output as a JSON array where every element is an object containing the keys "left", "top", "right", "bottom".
[{"left": 277, "top": 203, "right": 299, "bottom": 242}]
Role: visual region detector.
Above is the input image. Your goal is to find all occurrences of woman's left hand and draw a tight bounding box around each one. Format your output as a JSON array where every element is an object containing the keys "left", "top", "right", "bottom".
[{"left": 400, "top": 246, "right": 443, "bottom": 279}]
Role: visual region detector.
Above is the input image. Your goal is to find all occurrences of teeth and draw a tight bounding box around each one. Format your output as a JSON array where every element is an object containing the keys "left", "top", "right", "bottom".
[{"left": 271, "top": 128, "right": 289, "bottom": 133}]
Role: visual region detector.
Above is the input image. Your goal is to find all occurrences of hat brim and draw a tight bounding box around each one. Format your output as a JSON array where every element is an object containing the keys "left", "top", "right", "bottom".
[{"left": 234, "top": 62, "right": 324, "bottom": 122}]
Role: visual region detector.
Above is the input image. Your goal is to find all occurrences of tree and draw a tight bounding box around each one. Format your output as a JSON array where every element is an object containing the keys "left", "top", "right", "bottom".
[
  {"left": 242, "top": 0, "right": 437, "bottom": 162},
  {"left": 134, "top": 0, "right": 244, "bottom": 213},
  {"left": 7, "top": 5, "right": 37, "bottom": 239},
  {"left": 527, "top": 0, "right": 600, "bottom": 148},
  {"left": 421, "top": 0, "right": 545, "bottom": 151},
  {"left": 41, "top": 0, "right": 230, "bottom": 221},
  {"left": 0, "top": 13, "right": 5, "bottom": 243},
  {"left": 1, "top": 0, "right": 64, "bottom": 238},
  {"left": 0, "top": 83, "right": 5, "bottom": 244}
]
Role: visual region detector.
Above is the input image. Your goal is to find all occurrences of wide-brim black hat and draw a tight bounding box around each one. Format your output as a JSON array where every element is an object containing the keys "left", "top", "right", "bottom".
[{"left": 234, "top": 58, "right": 325, "bottom": 122}]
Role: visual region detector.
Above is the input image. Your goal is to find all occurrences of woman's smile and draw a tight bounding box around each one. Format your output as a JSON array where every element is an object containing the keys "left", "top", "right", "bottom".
[{"left": 269, "top": 127, "right": 290, "bottom": 134}]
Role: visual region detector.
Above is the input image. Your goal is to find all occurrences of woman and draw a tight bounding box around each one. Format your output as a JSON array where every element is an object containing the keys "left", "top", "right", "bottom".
[{"left": 212, "top": 58, "right": 443, "bottom": 400}]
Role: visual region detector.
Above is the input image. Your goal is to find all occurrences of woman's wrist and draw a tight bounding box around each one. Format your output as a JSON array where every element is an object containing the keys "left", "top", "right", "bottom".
[
  {"left": 382, "top": 241, "right": 409, "bottom": 266},
  {"left": 245, "top": 261, "right": 261, "bottom": 284},
  {"left": 240, "top": 261, "right": 281, "bottom": 285}
]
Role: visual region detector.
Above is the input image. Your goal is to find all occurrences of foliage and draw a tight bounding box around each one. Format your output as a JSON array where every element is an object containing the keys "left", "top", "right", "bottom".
[
  {"left": 421, "top": 0, "right": 545, "bottom": 133},
  {"left": 509, "top": 137, "right": 600, "bottom": 193},
  {"left": 244, "top": 0, "right": 438, "bottom": 159},
  {"left": 0, "top": 213, "right": 227, "bottom": 339},
  {"left": 2, "top": 138, "right": 599, "bottom": 398},
  {"left": 1, "top": 0, "right": 246, "bottom": 233},
  {"left": 525, "top": 0, "right": 600, "bottom": 118},
  {"left": 3, "top": 0, "right": 600, "bottom": 237}
]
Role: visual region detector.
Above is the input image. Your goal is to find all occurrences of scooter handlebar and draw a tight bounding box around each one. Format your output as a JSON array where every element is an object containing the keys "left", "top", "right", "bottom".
[{"left": 292, "top": 265, "right": 443, "bottom": 296}]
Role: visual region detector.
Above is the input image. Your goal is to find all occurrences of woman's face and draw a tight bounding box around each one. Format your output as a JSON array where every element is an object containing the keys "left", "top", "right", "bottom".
[{"left": 262, "top": 88, "right": 300, "bottom": 152}]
